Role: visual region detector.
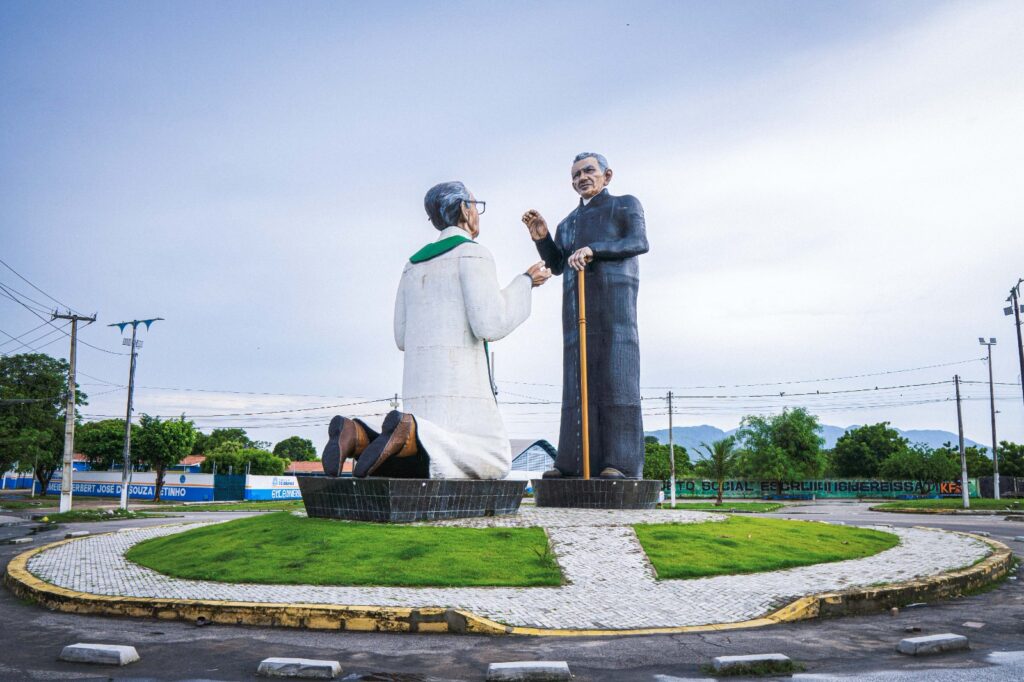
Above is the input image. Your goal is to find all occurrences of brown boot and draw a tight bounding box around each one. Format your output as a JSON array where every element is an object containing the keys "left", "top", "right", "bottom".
[
  {"left": 322, "top": 416, "right": 375, "bottom": 477},
  {"left": 353, "top": 410, "right": 418, "bottom": 478}
]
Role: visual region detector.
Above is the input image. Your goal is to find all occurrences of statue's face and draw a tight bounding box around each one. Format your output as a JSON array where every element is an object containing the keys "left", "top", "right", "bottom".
[
  {"left": 571, "top": 157, "right": 613, "bottom": 199},
  {"left": 460, "top": 192, "right": 481, "bottom": 238}
]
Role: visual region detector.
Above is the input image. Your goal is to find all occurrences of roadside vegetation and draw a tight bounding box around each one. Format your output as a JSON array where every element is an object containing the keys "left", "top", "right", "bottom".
[
  {"left": 39, "top": 508, "right": 155, "bottom": 524},
  {"left": 126, "top": 512, "right": 562, "bottom": 587},
  {"left": 634, "top": 516, "right": 898, "bottom": 580},
  {"left": 0, "top": 497, "right": 56, "bottom": 511},
  {"left": 871, "top": 498, "right": 1024, "bottom": 512},
  {"left": 146, "top": 500, "right": 304, "bottom": 512}
]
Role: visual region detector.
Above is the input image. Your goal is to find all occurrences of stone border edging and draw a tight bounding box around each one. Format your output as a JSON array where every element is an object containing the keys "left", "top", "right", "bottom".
[
  {"left": 868, "top": 506, "right": 1024, "bottom": 515},
  {"left": 2, "top": 529, "right": 1013, "bottom": 637}
]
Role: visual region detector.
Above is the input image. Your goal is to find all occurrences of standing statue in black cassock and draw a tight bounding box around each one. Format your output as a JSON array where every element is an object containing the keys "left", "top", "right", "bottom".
[{"left": 522, "top": 153, "right": 649, "bottom": 479}]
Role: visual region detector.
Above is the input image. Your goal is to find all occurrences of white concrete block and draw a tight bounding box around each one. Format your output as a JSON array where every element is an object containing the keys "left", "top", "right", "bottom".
[
  {"left": 486, "top": 660, "right": 572, "bottom": 681},
  {"left": 897, "top": 633, "right": 969, "bottom": 656},
  {"left": 7, "top": 537, "right": 33, "bottom": 544},
  {"left": 257, "top": 657, "right": 341, "bottom": 679},
  {"left": 64, "top": 530, "right": 89, "bottom": 539},
  {"left": 59, "top": 643, "right": 139, "bottom": 666},
  {"left": 712, "top": 653, "right": 791, "bottom": 672}
]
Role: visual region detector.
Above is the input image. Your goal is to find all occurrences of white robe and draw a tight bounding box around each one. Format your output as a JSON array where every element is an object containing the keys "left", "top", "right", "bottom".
[{"left": 393, "top": 225, "right": 532, "bottom": 479}]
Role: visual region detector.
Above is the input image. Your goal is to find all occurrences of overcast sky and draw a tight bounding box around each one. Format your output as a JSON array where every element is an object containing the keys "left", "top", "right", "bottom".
[{"left": 1, "top": 0, "right": 1022, "bottom": 454}]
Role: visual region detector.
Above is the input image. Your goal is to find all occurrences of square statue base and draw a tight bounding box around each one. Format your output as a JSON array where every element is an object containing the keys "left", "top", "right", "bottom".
[
  {"left": 297, "top": 476, "right": 526, "bottom": 523},
  {"left": 531, "top": 478, "right": 661, "bottom": 509}
]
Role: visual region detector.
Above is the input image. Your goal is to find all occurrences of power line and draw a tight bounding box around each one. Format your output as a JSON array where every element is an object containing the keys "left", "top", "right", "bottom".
[
  {"left": 0, "top": 257, "right": 77, "bottom": 313},
  {"left": 641, "top": 357, "right": 985, "bottom": 390}
]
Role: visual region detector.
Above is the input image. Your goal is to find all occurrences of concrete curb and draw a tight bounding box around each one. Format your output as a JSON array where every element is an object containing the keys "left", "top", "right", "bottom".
[
  {"left": 868, "top": 506, "right": 1024, "bottom": 515},
  {"left": 2, "top": 529, "right": 1013, "bottom": 637}
]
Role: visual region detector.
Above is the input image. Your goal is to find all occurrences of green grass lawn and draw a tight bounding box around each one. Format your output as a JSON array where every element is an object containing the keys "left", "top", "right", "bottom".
[
  {"left": 0, "top": 498, "right": 57, "bottom": 511},
  {"left": 634, "top": 516, "right": 898, "bottom": 580},
  {"left": 662, "top": 501, "right": 784, "bottom": 513},
  {"left": 126, "top": 512, "right": 562, "bottom": 587},
  {"left": 145, "top": 500, "right": 304, "bottom": 512},
  {"left": 871, "top": 498, "right": 1024, "bottom": 511}
]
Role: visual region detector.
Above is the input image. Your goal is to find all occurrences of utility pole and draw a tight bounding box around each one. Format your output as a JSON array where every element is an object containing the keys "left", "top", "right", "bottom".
[
  {"left": 979, "top": 338, "right": 999, "bottom": 499},
  {"left": 1005, "top": 279, "right": 1024, "bottom": 411},
  {"left": 955, "top": 375, "right": 969, "bottom": 509},
  {"left": 667, "top": 390, "right": 676, "bottom": 508},
  {"left": 52, "top": 311, "right": 96, "bottom": 513},
  {"left": 110, "top": 317, "right": 163, "bottom": 510}
]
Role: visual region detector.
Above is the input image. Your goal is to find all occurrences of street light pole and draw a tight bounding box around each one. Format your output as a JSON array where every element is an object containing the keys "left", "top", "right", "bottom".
[
  {"left": 979, "top": 338, "right": 999, "bottom": 500},
  {"left": 109, "top": 317, "right": 163, "bottom": 510}
]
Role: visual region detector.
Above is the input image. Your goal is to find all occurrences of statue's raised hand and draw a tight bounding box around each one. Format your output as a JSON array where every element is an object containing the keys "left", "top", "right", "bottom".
[{"left": 521, "top": 209, "right": 549, "bottom": 241}]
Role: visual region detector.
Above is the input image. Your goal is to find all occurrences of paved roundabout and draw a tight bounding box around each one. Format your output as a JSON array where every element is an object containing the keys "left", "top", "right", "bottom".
[{"left": 4, "top": 508, "right": 1012, "bottom": 635}]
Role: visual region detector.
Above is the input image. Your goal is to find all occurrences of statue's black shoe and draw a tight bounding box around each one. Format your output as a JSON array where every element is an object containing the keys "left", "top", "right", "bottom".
[
  {"left": 598, "top": 467, "right": 628, "bottom": 479},
  {"left": 322, "top": 415, "right": 374, "bottom": 476},
  {"left": 321, "top": 416, "right": 345, "bottom": 477},
  {"left": 353, "top": 410, "right": 418, "bottom": 478},
  {"left": 541, "top": 468, "right": 564, "bottom": 479}
]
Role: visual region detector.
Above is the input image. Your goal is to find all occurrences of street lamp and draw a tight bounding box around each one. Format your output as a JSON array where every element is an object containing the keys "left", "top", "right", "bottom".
[{"left": 978, "top": 337, "right": 999, "bottom": 500}]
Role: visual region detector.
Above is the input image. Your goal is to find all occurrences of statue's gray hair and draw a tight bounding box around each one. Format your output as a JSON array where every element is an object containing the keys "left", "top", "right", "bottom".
[
  {"left": 424, "top": 181, "right": 472, "bottom": 230},
  {"left": 573, "top": 152, "right": 609, "bottom": 172}
]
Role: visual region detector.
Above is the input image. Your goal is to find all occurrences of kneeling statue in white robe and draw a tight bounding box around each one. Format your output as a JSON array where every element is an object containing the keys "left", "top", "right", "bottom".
[{"left": 322, "top": 181, "right": 550, "bottom": 479}]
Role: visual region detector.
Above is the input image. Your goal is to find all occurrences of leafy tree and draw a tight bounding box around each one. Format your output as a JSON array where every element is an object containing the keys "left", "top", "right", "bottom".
[
  {"left": 963, "top": 445, "right": 993, "bottom": 478},
  {"left": 77, "top": 419, "right": 133, "bottom": 470},
  {"left": 200, "top": 440, "right": 286, "bottom": 476},
  {"left": 0, "top": 353, "right": 86, "bottom": 493},
  {"left": 997, "top": 441, "right": 1024, "bottom": 477},
  {"left": 735, "top": 408, "right": 826, "bottom": 496},
  {"left": 879, "top": 443, "right": 958, "bottom": 484},
  {"left": 929, "top": 442, "right": 993, "bottom": 478},
  {"left": 134, "top": 414, "right": 198, "bottom": 501},
  {"left": 191, "top": 430, "right": 209, "bottom": 455},
  {"left": 694, "top": 437, "right": 738, "bottom": 505},
  {"left": 832, "top": 422, "right": 908, "bottom": 478},
  {"left": 643, "top": 438, "right": 690, "bottom": 482},
  {"left": 273, "top": 436, "right": 316, "bottom": 461},
  {"left": 206, "top": 428, "right": 253, "bottom": 451}
]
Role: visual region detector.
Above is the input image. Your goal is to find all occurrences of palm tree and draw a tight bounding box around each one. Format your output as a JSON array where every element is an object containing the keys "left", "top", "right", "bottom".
[{"left": 695, "top": 436, "right": 737, "bottom": 506}]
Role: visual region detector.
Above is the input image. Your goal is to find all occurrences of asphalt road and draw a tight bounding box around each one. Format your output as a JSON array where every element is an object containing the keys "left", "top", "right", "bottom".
[{"left": 0, "top": 502, "right": 1022, "bottom": 681}]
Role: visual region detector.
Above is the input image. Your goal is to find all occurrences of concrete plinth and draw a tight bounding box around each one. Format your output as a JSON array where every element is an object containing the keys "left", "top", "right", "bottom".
[
  {"left": 531, "top": 478, "right": 660, "bottom": 509},
  {"left": 298, "top": 477, "right": 526, "bottom": 522}
]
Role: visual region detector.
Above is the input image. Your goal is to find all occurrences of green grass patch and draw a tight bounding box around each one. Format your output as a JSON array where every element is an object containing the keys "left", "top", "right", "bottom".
[
  {"left": 146, "top": 500, "right": 304, "bottom": 512},
  {"left": 126, "top": 512, "right": 562, "bottom": 587},
  {"left": 634, "top": 516, "right": 898, "bottom": 580},
  {"left": 663, "top": 501, "right": 783, "bottom": 513},
  {"left": 871, "top": 498, "right": 1024, "bottom": 511},
  {"left": 41, "top": 508, "right": 155, "bottom": 524},
  {"left": 0, "top": 498, "right": 56, "bottom": 511}
]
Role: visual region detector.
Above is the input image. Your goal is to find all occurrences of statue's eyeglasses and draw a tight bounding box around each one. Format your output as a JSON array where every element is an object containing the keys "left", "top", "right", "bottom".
[{"left": 464, "top": 200, "right": 486, "bottom": 215}]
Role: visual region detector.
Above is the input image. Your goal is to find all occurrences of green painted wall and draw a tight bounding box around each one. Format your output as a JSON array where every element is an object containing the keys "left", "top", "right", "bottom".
[{"left": 669, "top": 479, "right": 979, "bottom": 499}]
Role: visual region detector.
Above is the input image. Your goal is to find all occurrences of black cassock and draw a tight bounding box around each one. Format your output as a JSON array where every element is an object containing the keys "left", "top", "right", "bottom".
[{"left": 535, "top": 188, "right": 649, "bottom": 478}]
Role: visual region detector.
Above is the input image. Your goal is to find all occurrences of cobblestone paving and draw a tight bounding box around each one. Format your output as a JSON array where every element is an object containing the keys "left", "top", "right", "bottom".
[{"left": 24, "top": 510, "right": 991, "bottom": 630}]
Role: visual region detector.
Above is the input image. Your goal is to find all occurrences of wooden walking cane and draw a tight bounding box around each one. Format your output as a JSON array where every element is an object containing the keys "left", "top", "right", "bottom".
[{"left": 578, "top": 268, "right": 591, "bottom": 480}]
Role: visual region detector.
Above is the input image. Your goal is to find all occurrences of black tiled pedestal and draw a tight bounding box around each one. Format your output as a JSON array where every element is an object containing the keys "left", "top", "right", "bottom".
[
  {"left": 297, "top": 477, "right": 527, "bottom": 523},
  {"left": 531, "top": 479, "right": 661, "bottom": 509}
]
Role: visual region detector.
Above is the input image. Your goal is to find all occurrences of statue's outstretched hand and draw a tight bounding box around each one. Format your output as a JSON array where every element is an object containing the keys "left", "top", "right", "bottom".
[
  {"left": 568, "top": 246, "right": 594, "bottom": 271},
  {"left": 521, "top": 210, "right": 549, "bottom": 241},
  {"left": 526, "top": 261, "right": 552, "bottom": 287}
]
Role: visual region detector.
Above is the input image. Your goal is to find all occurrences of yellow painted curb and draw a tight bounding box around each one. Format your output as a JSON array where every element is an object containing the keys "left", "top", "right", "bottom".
[{"left": 3, "top": 528, "right": 1013, "bottom": 637}]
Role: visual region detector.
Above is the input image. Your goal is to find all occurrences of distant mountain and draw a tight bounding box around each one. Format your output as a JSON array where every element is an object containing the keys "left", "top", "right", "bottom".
[{"left": 645, "top": 424, "right": 983, "bottom": 452}]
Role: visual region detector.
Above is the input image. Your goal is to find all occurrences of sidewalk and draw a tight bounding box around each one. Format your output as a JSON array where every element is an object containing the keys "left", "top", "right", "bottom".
[{"left": 9, "top": 507, "right": 1001, "bottom": 632}]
